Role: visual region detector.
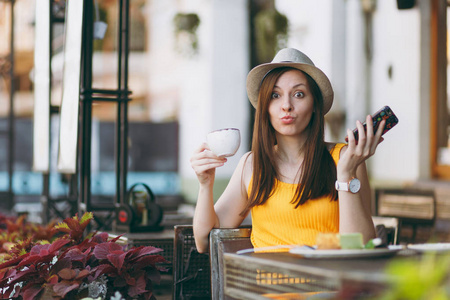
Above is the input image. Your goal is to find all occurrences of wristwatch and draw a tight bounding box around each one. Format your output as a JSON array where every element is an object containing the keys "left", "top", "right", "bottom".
[{"left": 335, "top": 177, "right": 361, "bottom": 193}]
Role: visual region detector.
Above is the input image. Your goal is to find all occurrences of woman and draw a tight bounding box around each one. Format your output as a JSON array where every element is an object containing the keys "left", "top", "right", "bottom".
[{"left": 190, "top": 48, "right": 385, "bottom": 253}]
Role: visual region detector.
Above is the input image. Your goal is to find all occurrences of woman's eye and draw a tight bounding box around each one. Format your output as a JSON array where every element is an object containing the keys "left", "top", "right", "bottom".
[
  {"left": 294, "top": 91, "right": 305, "bottom": 98},
  {"left": 271, "top": 92, "right": 280, "bottom": 99}
]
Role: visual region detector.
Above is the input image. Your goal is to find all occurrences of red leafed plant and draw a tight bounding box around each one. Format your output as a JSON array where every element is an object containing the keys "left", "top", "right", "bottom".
[
  {"left": 0, "top": 214, "right": 58, "bottom": 262},
  {"left": 0, "top": 212, "right": 168, "bottom": 300}
]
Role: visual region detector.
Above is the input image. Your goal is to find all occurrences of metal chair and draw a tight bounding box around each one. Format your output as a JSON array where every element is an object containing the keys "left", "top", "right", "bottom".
[
  {"left": 375, "top": 188, "right": 436, "bottom": 244},
  {"left": 209, "top": 227, "right": 252, "bottom": 300},
  {"left": 173, "top": 225, "right": 211, "bottom": 300}
]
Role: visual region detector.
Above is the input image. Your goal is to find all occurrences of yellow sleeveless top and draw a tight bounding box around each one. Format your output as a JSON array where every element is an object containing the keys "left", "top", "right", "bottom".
[{"left": 249, "top": 143, "right": 345, "bottom": 248}]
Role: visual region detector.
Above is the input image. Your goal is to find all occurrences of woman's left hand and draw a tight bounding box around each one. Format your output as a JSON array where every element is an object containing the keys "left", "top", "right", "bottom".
[{"left": 338, "top": 115, "right": 385, "bottom": 179}]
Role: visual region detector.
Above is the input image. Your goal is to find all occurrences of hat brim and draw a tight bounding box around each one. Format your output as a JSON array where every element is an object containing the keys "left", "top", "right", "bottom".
[{"left": 246, "top": 62, "right": 334, "bottom": 114}]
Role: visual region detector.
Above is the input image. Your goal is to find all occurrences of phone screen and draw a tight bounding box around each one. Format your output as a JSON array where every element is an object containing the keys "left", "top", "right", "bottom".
[{"left": 345, "top": 106, "right": 399, "bottom": 143}]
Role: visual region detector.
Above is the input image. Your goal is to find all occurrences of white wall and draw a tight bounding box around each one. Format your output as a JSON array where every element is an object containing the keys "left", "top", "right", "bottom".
[
  {"left": 145, "top": 0, "right": 249, "bottom": 202},
  {"left": 276, "top": 0, "right": 333, "bottom": 80},
  {"left": 345, "top": 0, "right": 369, "bottom": 129},
  {"left": 178, "top": 0, "right": 250, "bottom": 180},
  {"left": 210, "top": 0, "right": 250, "bottom": 177},
  {"left": 369, "top": 1, "right": 422, "bottom": 181},
  {"left": 145, "top": 0, "right": 187, "bottom": 122}
]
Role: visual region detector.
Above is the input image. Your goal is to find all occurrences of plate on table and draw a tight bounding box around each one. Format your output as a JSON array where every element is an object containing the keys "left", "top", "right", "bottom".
[
  {"left": 407, "top": 243, "right": 450, "bottom": 253},
  {"left": 289, "top": 245, "right": 403, "bottom": 259}
]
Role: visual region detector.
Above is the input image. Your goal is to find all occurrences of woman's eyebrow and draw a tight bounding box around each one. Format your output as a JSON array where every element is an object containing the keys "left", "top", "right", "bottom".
[
  {"left": 273, "top": 83, "right": 307, "bottom": 89},
  {"left": 292, "top": 83, "right": 307, "bottom": 89}
]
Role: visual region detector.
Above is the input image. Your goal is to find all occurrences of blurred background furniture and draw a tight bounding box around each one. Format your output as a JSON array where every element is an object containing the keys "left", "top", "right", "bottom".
[
  {"left": 372, "top": 216, "right": 399, "bottom": 245},
  {"left": 374, "top": 188, "right": 436, "bottom": 244}
]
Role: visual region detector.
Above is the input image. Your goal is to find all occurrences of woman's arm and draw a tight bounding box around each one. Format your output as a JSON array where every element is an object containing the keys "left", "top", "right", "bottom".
[
  {"left": 337, "top": 115, "right": 386, "bottom": 243},
  {"left": 191, "top": 144, "right": 250, "bottom": 253},
  {"left": 191, "top": 143, "right": 223, "bottom": 253},
  {"left": 337, "top": 160, "right": 376, "bottom": 243}
]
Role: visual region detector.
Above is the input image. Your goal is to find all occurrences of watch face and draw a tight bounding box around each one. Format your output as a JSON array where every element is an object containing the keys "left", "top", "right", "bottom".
[{"left": 349, "top": 178, "right": 361, "bottom": 193}]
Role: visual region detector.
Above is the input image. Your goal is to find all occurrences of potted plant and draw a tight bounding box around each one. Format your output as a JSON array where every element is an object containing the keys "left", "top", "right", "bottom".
[
  {"left": 254, "top": 8, "right": 289, "bottom": 63},
  {"left": 173, "top": 12, "right": 201, "bottom": 56},
  {"left": 0, "top": 214, "right": 58, "bottom": 262},
  {"left": 377, "top": 252, "right": 450, "bottom": 300},
  {"left": 0, "top": 212, "right": 168, "bottom": 300}
]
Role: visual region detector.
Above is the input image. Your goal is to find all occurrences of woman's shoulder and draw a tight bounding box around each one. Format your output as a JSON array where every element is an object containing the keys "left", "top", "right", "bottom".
[
  {"left": 238, "top": 151, "right": 253, "bottom": 168},
  {"left": 325, "top": 142, "right": 347, "bottom": 151},
  {"left": 325, "top": 142, "right": 347, "bottom": 157},
  {"left": 233, "top": 151, "right": 253, "bottom": 173},
  {"left": 237, "top": 151, "right": 253, "bottom": 186}
]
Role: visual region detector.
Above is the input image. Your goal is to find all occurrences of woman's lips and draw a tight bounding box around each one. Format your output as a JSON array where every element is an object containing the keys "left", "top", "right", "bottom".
[{"left": 281, "top": 115, "right": 295, "bottom": 124}]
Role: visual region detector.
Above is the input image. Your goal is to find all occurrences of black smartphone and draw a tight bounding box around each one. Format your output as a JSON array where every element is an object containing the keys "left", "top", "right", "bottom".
[{"left": 345, "top": 105, "right": 399, "bottom": 143}]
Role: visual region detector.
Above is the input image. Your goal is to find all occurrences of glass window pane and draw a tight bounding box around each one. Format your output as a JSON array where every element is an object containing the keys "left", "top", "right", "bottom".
[{"left": 91, "top": 102, "right": 117, "bottom": 198}]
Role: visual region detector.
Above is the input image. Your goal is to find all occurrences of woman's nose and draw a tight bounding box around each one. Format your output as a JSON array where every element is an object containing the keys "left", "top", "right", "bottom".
[{"left": 281, "top": 98, "right": 293, "bottom": 111}]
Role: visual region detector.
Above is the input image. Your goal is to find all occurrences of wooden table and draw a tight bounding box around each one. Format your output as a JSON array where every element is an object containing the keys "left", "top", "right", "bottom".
[{"left": 223, "top": 251, "right": 415, "bottom": 299}]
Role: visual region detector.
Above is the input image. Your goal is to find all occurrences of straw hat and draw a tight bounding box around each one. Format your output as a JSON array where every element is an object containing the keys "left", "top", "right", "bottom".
[{"left": 246, "top": 48, "right": 334, "bottom": 114}]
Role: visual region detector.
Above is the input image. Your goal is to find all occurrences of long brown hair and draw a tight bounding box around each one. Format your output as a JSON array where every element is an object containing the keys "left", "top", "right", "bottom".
[{"left": 242, "top": 67, "right": 337, "bottom": 215}]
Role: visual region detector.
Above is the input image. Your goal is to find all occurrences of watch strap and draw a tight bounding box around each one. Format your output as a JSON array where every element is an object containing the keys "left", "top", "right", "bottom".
[{"left": 335, "top": 180, "right": 349, "bottom": 191}]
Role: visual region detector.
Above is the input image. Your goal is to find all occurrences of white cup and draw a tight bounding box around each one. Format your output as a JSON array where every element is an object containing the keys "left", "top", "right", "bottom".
[{"left": 206, "top": 128, "right": 241, "bottom": 157}]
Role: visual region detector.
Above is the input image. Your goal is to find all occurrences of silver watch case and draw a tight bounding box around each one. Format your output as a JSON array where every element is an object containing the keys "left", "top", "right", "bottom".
[{"left": 335, "top": 177, "right": 361, "bottom": 193}]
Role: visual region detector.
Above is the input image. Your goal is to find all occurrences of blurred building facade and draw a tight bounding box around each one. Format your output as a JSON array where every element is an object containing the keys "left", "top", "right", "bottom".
[{"left": 0, "top": 0, "right": 448, "bottom": 218}]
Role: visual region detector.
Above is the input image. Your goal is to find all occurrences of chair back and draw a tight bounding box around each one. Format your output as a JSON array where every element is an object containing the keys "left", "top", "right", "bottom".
[
  {"left": 173, "top": 225, "right": 211, "bottom": 299},
  {"left": 374, "top": 188, "right": 436, "bottom": 243},
  {"left": 209, "top": 227, "right": 252, "bottom": 300}
]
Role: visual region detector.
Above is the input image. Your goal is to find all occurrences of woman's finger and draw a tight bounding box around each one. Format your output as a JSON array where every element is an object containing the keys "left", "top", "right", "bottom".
[
  {"left": 374, "top": 119, "right": 386, "bottom": 139},
  {"left": 346, "top": 128, "right": 356, "bottom": 150},
  {"left": 192, "top": 156, "right": 227, "bottom": 167},
  {"left": 365, "top": 115, "right": 374, "bottom": 139},
  {"left": 193, "top": 164, "right": 219, "bottom": 176},
  {"left": 362, "top": 115, "right": 376, "bottom": 155},
  {"left": 355, "top": 120, "right": 366, "bottom": 152},
  {"left": 370, "top": 120, "right": 386, "bottom": 152},
  {"left": 194, "top": 142, "right": 210, "bottom": 154}
]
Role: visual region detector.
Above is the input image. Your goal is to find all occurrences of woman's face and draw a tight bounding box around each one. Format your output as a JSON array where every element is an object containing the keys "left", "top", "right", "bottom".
[{"left": 268, "top": 69, "right": 315, "bottom": 138}]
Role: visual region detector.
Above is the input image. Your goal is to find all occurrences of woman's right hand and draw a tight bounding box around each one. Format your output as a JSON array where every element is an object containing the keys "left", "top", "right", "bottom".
[{"left": 190, "top": 142, "right": 227, "bottom": 186}]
